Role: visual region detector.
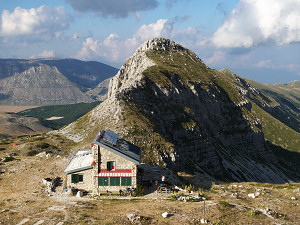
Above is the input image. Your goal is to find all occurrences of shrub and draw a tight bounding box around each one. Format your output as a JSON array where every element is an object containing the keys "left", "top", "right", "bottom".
[
  {"left": 135, "top": 184, "right": 145, "bottom": 196},
  {"left": 219, "top": 201, "right": 234, "bottom": 208},
  {"left": 36, "top": 142, "right": 50, "bottom": 149},
  {"left": 249, "top": 209, "right": 261, "bottom": 216},
  {"left": 3, "top": 156, "right": 14, "bottom": 162},
  {"left": 0, "top": 147, "right": 6, "bottom": 151},
  {"left": 33, "top": 137, "right": 45, "bottom": 141},
  {"left": 27, "top": 150, "right": 38, "bottom": 156}
]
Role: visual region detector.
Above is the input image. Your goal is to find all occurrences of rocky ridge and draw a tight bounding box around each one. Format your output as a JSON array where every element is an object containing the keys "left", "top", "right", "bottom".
[
  {"left": 0, "top": 58, "right": 118, "bottom": 105},
  {"left": 58, "top": 37, "right": 300, "bottom": 183},
  {"left": 0, "top": 65, "right": 90, "bottom": 105}
]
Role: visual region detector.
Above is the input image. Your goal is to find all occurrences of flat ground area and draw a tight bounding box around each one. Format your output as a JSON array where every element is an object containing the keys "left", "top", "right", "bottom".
[
  {"left": 0, "top": 106, "right": 38, "bottom": 113},
  {"left": 0, "top": 138, "right": 299, "bottom": 224},
  {"left": 0, "top": 106, "right": 51, "bottom": 139}
]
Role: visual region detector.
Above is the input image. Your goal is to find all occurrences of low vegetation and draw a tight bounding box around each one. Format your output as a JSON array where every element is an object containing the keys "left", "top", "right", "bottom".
[
  {"left": 16, "top": 101, "right": 101, "bottom": 129},
  {"left": 252, "top": 102, "right": 300, "bottom": 152}
]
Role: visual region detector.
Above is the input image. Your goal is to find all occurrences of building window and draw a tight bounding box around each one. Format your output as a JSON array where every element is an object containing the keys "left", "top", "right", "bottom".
[
  {"left": 98, "top": 177, "right": 109, "bottom": 186},
  {"left": 121, "top": 177, "right": 132, "bottom": 186},
  {"left": 71, "top": 174, "right": 83, "bottom": 183},
  {"left": 107, "top": 161, "right": 116, "bottom": 171},
  {"left": 110, "top": 177, "right": 120, "bottom": 186}
]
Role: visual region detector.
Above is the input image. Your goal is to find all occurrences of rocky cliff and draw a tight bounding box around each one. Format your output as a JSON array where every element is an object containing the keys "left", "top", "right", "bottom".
[{"left": 59, "top": 37, "right": 300, "bottom": 183}]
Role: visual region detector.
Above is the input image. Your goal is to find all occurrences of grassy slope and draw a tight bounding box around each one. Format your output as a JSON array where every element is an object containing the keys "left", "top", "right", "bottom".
[
  {"left": 145, "top": 49, "right": 243, "bottom": 104},
  {"left": 246, "top": 79, "right": 300, "bottom": 108},
  {"left": 267, "top": 81, "right": 300, "bottom": 107},
  {"left": 219, "top": 69, "right": 300, "bottom": 152},
  {"left": 17, "top": 101, "right": 101, "bottom": 130},
  {"left": 251, "top": 102, "right": 300, "bottom": 152}
]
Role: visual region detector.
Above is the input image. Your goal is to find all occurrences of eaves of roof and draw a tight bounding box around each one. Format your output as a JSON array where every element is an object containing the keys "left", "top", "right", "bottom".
[{"left": 64, "top": 166, "right": 93, "bottom": 174}]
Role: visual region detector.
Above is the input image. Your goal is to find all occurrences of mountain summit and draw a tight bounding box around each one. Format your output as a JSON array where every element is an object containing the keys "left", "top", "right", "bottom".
[{"left": 59, "top": 37, "right": 300, "bottom": 183}]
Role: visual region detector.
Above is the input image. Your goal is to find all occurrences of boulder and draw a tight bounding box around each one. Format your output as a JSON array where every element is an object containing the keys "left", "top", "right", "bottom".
[
  {"left": 127, "top": 214, "right": 141, "bottom": 224},
  {"left": 162, "top": 212, "right": 169, "bottom": 218},
  {"left": 76, "top": 191, "right": 83, "bottom": 197}
]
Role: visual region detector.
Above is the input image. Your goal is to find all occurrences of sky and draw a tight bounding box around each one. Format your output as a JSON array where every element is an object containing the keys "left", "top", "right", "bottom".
[{"left": 1, "top": 0, "right": 300, "bottom": 84}]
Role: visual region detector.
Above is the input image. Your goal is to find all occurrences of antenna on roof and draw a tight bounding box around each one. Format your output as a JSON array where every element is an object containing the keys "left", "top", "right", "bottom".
[{"left": 103, "top": 130, "right": 119, "bottom": 145}]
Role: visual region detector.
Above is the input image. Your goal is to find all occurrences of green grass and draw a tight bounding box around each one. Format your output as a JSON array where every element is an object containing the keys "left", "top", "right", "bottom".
[
  {"left": 247, "top": 79, "right": 300, "bottom": 108},
  {"left": 145, "top": 47, "right": 213, "bottom": 85},
  {"left": 27, "top": 150, "right": 38, "bottom": 156},
  {"left": 251, "top": 102, "right": 300, "bottom": 152},
  {"left": 219, "top": 201, "right": 234, "bottom": 208},
  {"left": 249, "top": 209, "right": 261, "bottom": 217},
  {"left": 17, "top": 101, "right": 101, "bottom": 129}
]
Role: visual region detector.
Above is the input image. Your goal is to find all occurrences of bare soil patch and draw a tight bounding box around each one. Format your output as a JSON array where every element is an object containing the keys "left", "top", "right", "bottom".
[
  {"left": 0, "top": 112, "right": 52, "bottom": 138},
  {"left": 0, "top": 106, "right": 38, "bottom": 113}
]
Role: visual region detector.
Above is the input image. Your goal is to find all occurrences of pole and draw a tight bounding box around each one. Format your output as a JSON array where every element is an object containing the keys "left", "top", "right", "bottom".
[{"left": 203, "top": 197, "right": 206, "bottom": 222}]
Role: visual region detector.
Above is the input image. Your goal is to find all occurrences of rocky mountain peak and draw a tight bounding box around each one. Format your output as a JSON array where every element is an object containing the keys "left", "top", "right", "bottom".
[
  {"left": 135, "top": 37, "right": 187, "bottom": 54},
  {"left": 108, "top": 37, "right": 202, "bottom": 99},
  {"left": 108, "top": 39, "right": 157, "bottom": 99}
]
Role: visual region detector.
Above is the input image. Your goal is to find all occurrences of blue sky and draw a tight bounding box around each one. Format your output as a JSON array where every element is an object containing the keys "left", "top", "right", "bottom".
[{"left": 1, "top": 0, "right": 300, "bottom": 84}]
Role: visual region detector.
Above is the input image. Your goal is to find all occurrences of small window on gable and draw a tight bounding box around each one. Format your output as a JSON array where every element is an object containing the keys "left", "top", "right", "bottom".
[{"left": 107, "top": 161, "right": 116, "bottom": 171}]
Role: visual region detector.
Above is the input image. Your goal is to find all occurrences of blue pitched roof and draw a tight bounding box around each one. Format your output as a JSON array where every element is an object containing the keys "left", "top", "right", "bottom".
[{"left": 93, "top": 130, "right": 141, "bottom": 165}]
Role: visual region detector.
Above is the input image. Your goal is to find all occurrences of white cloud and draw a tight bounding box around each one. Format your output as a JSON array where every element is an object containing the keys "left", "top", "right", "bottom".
[
  {"left": 205, "top": 51, "right": 228, "bottom": 66},
  {"left": 256, "top": 59, "right": 274, "bottom": 68},
  {"left": 134, "top": 19, "right": 171, "bottom": 40},
  {"left": 213, "top": 0, "right": 300, "bottom": 48},
  {"left": 66, "top": 0, "right": 158, "bottom": 18},
  {"left": 31, "top": 50, "right": 55, "bottom": 59},
  {"left": 0, "top": 6, "right": 72, "bottom": 38},
  {"left": 76, "top": 37, "right": 100, "bottom": 59},
  {"left": 76, "top": 18, "right": 208, "bottom": 64},
  {"left": 76, "top": 19, "right": 174, "bottom": 62}
]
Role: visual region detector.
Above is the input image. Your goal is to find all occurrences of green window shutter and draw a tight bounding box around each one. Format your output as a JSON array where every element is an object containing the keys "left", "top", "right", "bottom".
[
  {"left": 98, "top": 177, "right": 109, "bottom": 186},
  {"left": 107, "top": 161, "right": 111, "bottom": 171},
  {"left": 110, "top": 177, "right": 120, "bottom": 186},
  {"left": 121, "top": 177, "right": 132, "bottom": 186},
  {"left": 71, "top": 174, "right": 78, "bottom": 183}
]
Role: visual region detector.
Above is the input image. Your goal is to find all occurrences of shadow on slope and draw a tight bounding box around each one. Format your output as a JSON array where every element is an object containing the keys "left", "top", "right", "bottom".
[{"left": 122, "top": 73, "right": 300, "bottom": 184}]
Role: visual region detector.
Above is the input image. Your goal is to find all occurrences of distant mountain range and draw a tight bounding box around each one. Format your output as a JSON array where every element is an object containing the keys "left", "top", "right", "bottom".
[
  {"left": 58, "top": 38, "right": 300, "bottom": 183},
  {"left": 0, "top": 58, "right": 118, "bottom": 105}
]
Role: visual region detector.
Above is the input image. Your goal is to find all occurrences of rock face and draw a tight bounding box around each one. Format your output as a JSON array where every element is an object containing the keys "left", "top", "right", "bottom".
[
  {"left": 0, "top": 65, "right": 90, "bottom": 105},
  {"left": 0, "top": 58, "right": 118, "bottom": 105},
  {"left": 59, "top": 37, "right": 300, "bottom": 183}
]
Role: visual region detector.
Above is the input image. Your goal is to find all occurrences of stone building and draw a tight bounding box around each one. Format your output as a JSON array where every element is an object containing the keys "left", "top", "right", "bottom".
[{"left": 64, "top": 130, "right": 141, "bottom": 194}]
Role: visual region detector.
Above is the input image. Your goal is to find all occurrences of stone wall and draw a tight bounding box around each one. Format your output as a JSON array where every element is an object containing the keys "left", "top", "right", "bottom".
[
  {"left": 66, "top": 169, "right": 94, "bottom": 192},
  {"left": 94, "top": 144, "right": 138, "bottom": 193}
]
